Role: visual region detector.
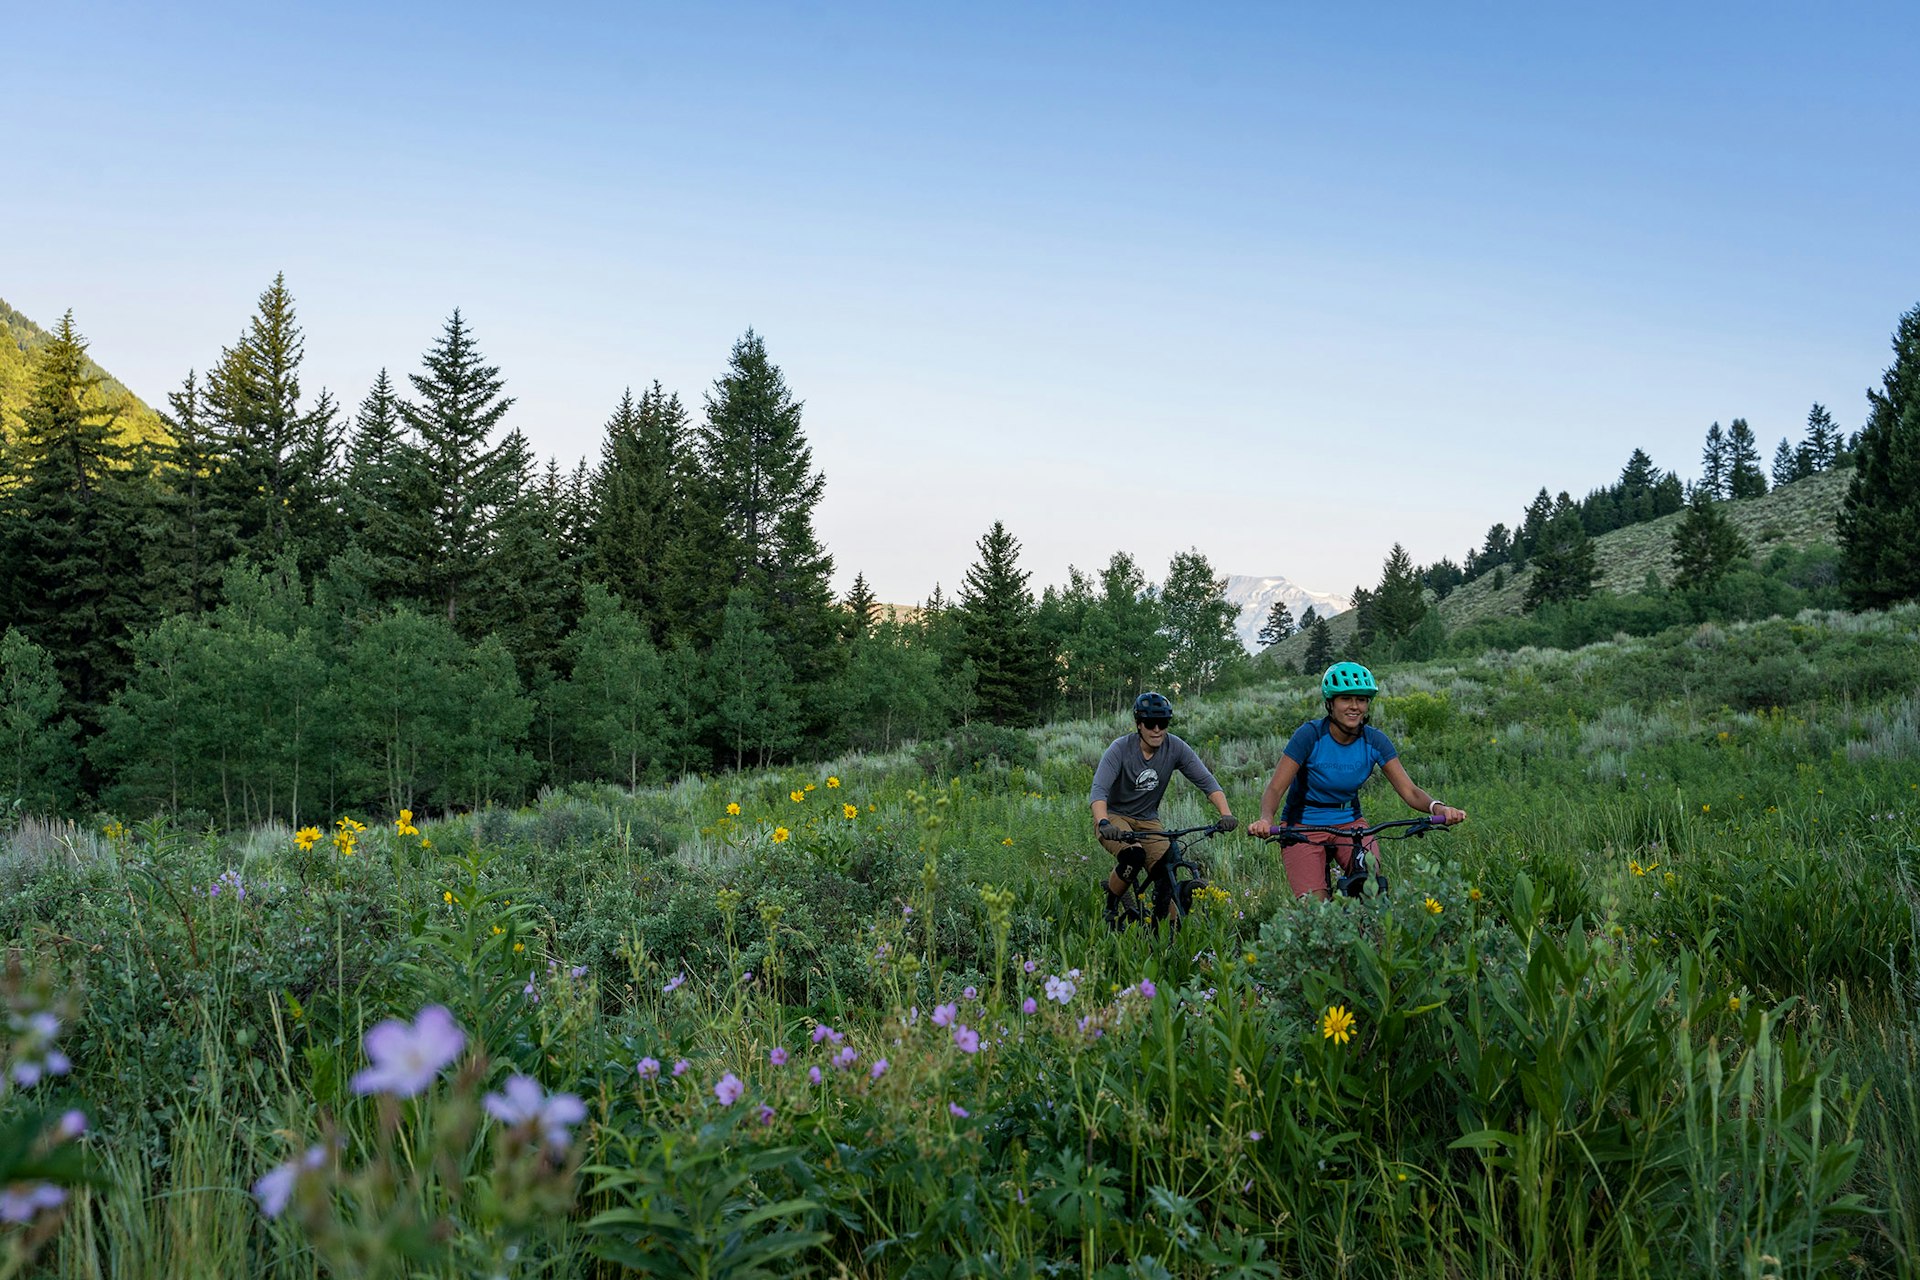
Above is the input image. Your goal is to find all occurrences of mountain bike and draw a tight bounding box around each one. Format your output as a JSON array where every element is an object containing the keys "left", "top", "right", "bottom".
[
  {"left": 1105, "top": 822, "right": 1231, "bottom": 930},
  {"left": 1256, "top": 815, "right": 1455, "bottom": 898}
]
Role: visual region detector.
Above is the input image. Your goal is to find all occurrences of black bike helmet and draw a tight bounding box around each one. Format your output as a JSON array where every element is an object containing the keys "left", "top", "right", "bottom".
[{"left": 1132, "top": 691, "right": 1174, "bottom": 723}]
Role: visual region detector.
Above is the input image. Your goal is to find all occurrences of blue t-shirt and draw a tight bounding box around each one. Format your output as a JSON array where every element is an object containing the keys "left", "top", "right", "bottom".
[{"left": 1282, "top": 720, "right": 1398, "bottom": 824}]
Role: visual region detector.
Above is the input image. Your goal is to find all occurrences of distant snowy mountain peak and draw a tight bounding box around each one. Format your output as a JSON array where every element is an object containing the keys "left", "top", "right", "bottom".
[{"left": 1221, "top": 575, "right": 1350, "bottom": 653}]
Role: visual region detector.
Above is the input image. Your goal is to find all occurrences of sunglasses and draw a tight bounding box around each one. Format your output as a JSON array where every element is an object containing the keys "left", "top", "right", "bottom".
[{"left": 1138, "top": 718, "right": 1170, "bottom": 731}]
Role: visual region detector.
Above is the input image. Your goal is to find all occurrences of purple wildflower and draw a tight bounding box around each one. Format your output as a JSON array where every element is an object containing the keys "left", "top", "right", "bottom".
[
  {"left": 769, "top": 1047, "right": 788, "bottom": 1066},
  {"left": 350, "top": 1006, "right": 465, "bottom": 1098},
  {"left": 54, "top": 1110, "right": 87, "bottom": 1142},
  {"left": 949, "top": 1102, "right": 969, "bottom": 1118},
  {"left": 1022, "top": 997, "right": 1038, "bottom": 1014},
  {"left": 1022, "top": 959, "right": 1037, "bottom": 974},
  {"left": 0, "top": 1184, "right": 65, "bottom": 1223},
  {"left": 637, "top": 1056, "right": 661, "bottom": 1079},
  {"left": 870, "top": 1058, "right": 889, "bottom": 1079},
  {"left": 662, "top": 972, "right": 686, "bottom": 994},
  {"left": 932, "top": 1003, "right": 957, "bottom": 1028},
  {"left": 252, "top": 1145, "right": 328, "bottom": 1219},
  {"left": 953, "top": 1025, "right": 980, "bottom": 1054},
  {"left": 757, "top": 1103, "right": 776, "bottom": 1125},
  {"left": 1139, "top": 979, "right": 1157, "bottom": 999},
  {"left": 672, "top": 1058, "right": 691, "bottom": 1077},
  {"left": 713, "top": 1072, "right": 744, "bottom": 1106},
  {"left": 833, "top": 1046, "right": 858, "bottom": 1070},
  {"left": 962, "top": 986, "right": 977, "bottom": 1001},
  {"left": 484, "top": 1074, "right": 588, "bottom": 1150},
  {"left": 809, "top": 1066, "right": 823, "bottom": 1084},
  {"left": 569, "top": 965, "right": 590, "bottom": 979}
]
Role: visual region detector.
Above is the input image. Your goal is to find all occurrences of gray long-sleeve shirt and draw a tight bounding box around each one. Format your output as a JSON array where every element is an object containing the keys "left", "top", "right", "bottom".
[{"left": 1088, "top": 733, "right": 1222, "bottom": 820}]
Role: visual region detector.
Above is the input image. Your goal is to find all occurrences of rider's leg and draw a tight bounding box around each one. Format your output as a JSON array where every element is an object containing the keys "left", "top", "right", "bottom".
[
  {"left": 1100, "top": 817, "right": 1167, "bottom": 896},
  {"left": 1281, "top": 833, "right": 1333, "bottom": 900}
]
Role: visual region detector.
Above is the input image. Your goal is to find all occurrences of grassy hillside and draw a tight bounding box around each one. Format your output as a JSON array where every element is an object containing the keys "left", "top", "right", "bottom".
[
  {"left": 4, "top": 605, "right": 1915, "bottom": 1276},
  {"left": 0, "top": 295, "right": 169, "bottom": 458},
  {"left": 1267, "top": 466, "right": 1851, "bottom": 669}
]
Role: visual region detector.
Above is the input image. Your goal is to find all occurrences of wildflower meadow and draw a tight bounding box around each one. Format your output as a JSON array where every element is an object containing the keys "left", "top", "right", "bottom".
[{"left": 1, "top": 605, "right": 1917, "bottom": 1278}]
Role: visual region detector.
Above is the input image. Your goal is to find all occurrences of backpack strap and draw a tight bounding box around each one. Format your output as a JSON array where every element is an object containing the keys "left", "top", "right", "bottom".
[{"left": 1280, "top": 718, "right": 1329, "bottom": 826}]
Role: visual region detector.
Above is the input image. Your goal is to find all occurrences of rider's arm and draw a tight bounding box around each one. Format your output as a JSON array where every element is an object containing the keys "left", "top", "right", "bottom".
[
  {"left": 1172, "top": 741, "right": 1230, "bottom": 819},
  {"left": 1247, "top": 754, "right": 1302, "bottom": 836},
  {"left": 1089, "top": 738, "right": 1124, "bottom": 830},
  {"left": 1381, "top": 759, "right": 1466, "bottom": 823}
]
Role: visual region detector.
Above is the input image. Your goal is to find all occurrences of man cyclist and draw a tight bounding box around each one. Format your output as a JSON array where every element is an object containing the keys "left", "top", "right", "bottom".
[
  {"left": 1247, "top": 662, "right": 1466, "bottom": 898},
  {"left": 1091, "top": 691, "right": 1236, "bottom": 926}
]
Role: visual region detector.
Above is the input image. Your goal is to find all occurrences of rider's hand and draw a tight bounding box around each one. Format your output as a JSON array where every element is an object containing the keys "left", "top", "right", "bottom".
[
  {"left": 1214, "top": 814, "right": 1238, "bottom": 833},
  {"left": 1247, "top": 818, "right": 1272, "bottom": 837},
  {"left": 1434, "top": 806, "right": 1466, "bottom": 825}
]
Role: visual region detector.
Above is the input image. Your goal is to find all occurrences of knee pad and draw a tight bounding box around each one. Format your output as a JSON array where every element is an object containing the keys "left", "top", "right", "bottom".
[{"left": 1114, "top": 844, "right": 1146, "bottom": 878}]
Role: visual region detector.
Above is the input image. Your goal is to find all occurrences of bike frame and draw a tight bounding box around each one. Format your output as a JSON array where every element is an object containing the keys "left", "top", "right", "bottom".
[
  {"left": 1108, "top": 822, "right": 1227, "bottom": 929},
  {"left": 1258, "top": 815, "right": 1453, "bottom": 898}
]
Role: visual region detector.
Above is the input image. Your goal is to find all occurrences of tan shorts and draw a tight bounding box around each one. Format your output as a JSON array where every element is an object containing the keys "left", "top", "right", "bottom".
[{"left": 1098, "top": 815, "right": 1168, "bottom": 868}]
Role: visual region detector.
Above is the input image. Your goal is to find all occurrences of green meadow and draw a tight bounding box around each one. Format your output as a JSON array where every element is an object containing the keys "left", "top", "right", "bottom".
[{"left": 3, "top": 605, "right": 1917, "bottom": 1279}]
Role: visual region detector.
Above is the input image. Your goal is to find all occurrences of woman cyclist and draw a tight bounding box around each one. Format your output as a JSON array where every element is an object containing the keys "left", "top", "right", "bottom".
[{"left": 1246, "top": 662, "right": 1466, "bottom": 899}]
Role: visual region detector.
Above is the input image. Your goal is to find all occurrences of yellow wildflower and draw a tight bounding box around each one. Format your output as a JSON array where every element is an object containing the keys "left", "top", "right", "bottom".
[
  {"left": 491, "top": 925, "right": 504, "bottom": 936},
  {"left": 790, "top": 790, "right": 804, "bottom": 803},
  {"left": 1243, "top": 951, "right": 1257, "bottom": 964},
  {"left": 843, "top": 804, "right": 858, "bottom": 820},
  {"left": 1728, "top": 994, "right": 1741, "bottom": 1012},
  {"left": 443, "top": 890, "right": 453, "bottom": 905},
  {"left": 1002, "top": 837, "right": 1013, "bottom": 846},
  {"left": 1468, "top": 886, "right": 1482, "bottom": 902},
  {"left": 1322, "top": 1005, "right": 1356, "bottom": 1045},
  {"left": 772, "top": 827, "right": 791, "bottom": 844},
  {"left": 294, "top": 826, "right": 321, "bottom": 852},
  {"left": 804, "top": 783, "right": 816, "bottom": 792},
  {"left": 1423, "top": 896, "right": 1443, "bottom": 915},
  {"left": 513, "top": 942, "right": 524, "bottom": 953},
  {"left": 826, "top": 776, "right": 841, "bottom": 788},
  {"left": 421, "top": 838, "right": 431, "bottom": 849},
  {"left": 726, "top": 802, "right": 741, "bottom": 816},
  {"left": 1702, "top": 804, "right": 1710, "bottom": 813}
]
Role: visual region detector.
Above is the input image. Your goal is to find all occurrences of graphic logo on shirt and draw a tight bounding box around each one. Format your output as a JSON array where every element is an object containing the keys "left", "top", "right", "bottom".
[{"left": 1134, "top": 768, "right": 1160, "bottom": 790}]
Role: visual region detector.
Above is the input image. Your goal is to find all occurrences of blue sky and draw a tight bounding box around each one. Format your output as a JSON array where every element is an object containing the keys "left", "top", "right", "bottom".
[{"left": 9, "top": 2, "right": 1917, "bottom": 603}]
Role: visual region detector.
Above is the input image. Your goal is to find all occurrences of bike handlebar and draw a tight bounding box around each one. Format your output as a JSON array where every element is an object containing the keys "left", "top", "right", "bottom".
[
  {"left": 1255, "top": 815, "right": 1456, "bottom": 844},
  {"left": 1105, "top": 822, "right": 1231, "bottom": 844}
]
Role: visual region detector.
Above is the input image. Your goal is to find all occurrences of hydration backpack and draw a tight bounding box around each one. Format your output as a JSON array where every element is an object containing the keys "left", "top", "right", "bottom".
[{"left": 1281, "top": 718, "right": 1390, "bottom": 825}]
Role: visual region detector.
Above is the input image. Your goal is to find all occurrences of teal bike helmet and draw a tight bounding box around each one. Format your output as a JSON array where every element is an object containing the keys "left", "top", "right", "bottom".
[{"left": 1321, "top": 662, "right": 1379, "bottom": 700}]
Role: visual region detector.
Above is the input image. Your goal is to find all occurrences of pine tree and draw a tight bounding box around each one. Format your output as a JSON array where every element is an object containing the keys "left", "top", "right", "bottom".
[
  {"left": 1298, "top": 605, "right": 1318, "bottom": 630},
  {"left": 471, "top": 429, "right": 574, "bottom": 677},
  {"left": 562, "top": 584, "right": 670, "bottom": 788},
  {"left": 0, "top": 313, "right": 148, "bottom": 735},
  {"left": 1771, "top": 438, "right": 1800, "bottom": 488},
  {"left": 1515, "top": 489, "right": 1553, "bottom": 563},
  {"left": 1159, "top": 548, "right": 1241, "bottom": 695},
  {"left": 1838, "top": 302, "right": 1920, "bottom": 608},
  {"left": 1300, "top": 617, "right": 1334, "bottom": 676},
  {"left": 1522, "top": 509, "right": 1598, "bottom": 611},
  {"left": 203, "top": 274, "right": 344, "bottom": 574},
  {"left": 587, "top": 384, "right": 690, "bottom": 635},
  {"left": 1371, "top": 543, "right": 1428, "bottom": 649},
  {"left": 1256, "top": 600, "right": 1296, "bottom": 648},
  {"left": 957, "top": 521, "right": 1051, "bottom": 726},
  {"left": 1700, "top": 422, "right": 1730, "bottom": 498},
  {"left": 842, "top": 572, "right": 879, "bottom": 640},
  {"left": 401, "top": 310, "right": 516, "bottom": 630},
  {"left": 1726, "top": 419, "right": 1767, "bottom": 498},
  {"left": 149, "top": 369, "right": 238, "bottom": 614},
  {"left": 1349, "top": 585, "right": 1377, "bottom": 653},
  {"left": 1804, "top": 403, "right": 1840, "bottom": 471},
  {"left": 339, "top": 369, "right": 432, "bottom": 607},
  {"left": 1671, "top": 487, "right": 1751, "bottom": 592},
  {"left": 675, "top": 334, "right": 838, "bottom": 711}
]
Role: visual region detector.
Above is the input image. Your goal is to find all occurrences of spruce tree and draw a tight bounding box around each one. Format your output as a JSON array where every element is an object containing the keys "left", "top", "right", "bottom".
[
  {"left": 1515, "top": 489, "right": 1553, "bottom": 563},
  {"left": 673, "top": 334, "right": 838, "bottom": 711},
  {"left": 1298, "top": 605, "right": 1318, "bottom": 630},
  {"left": 1771, "top": 438, "right": 1800, "bottom": 488},
  {"left": 203, "top": 274, "right": 344, "bottom": 574},
  {"left": 471, "top": 429, "right": 573, "bottom": 677},
  {"left": 0, "top": 313, "right": 148, "bottom": 735},
  {"left": 1700, "top": 422, "right": 1730, "bottom": 498},
  {"left": 1726, "top": 419, "right": 1767, "bottom": 498},
  {"left": 1371, "top": 543, "right": 1428, "bottom": 649},
  {"left": 842, "top": 572, "right": 879, "bottom": 640},
  {"left": 149, "top": 369, "right": 238, "bottom": 614},
  {"left": 0, "top": 627, "right": 78, "bottom": 812},
  {"left": 1804, "top": 404, "right": 1839, "bottom": 471},
  {"left": 401, "top": 310, "right": 516, "bottom": 630},
  {"left": 1670, "top": 487, "right": 1751, "bottom": 592},
  {"left": 704, "top": 587, "right": 797, "bottom": 770},
  {"left": 957, "top": 521, "right": 1050, "bottom": 726},
  {"left": 342, "top": 369, "right": 431, "bottom": 605},
  {"left": 1522, "top": 509, "right": 1598, "bottom": 611},
  {"left": 1300, "top": 617, "right": 1334, "bottom": 676},
  {"left": 1257, "top": 600, "right": 1296, "bottom": 647},
  {"left": 588, "top": 384, "right": 689, "bottom": 635},
  {"left": 1838, "top": 302, "right": 1920, "bottom": 608}
]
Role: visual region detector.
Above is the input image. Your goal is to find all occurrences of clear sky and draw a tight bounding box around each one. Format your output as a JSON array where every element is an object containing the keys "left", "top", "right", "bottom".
[{"left": 9, "top": 2, "right": 1917, "bottom": 604}]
